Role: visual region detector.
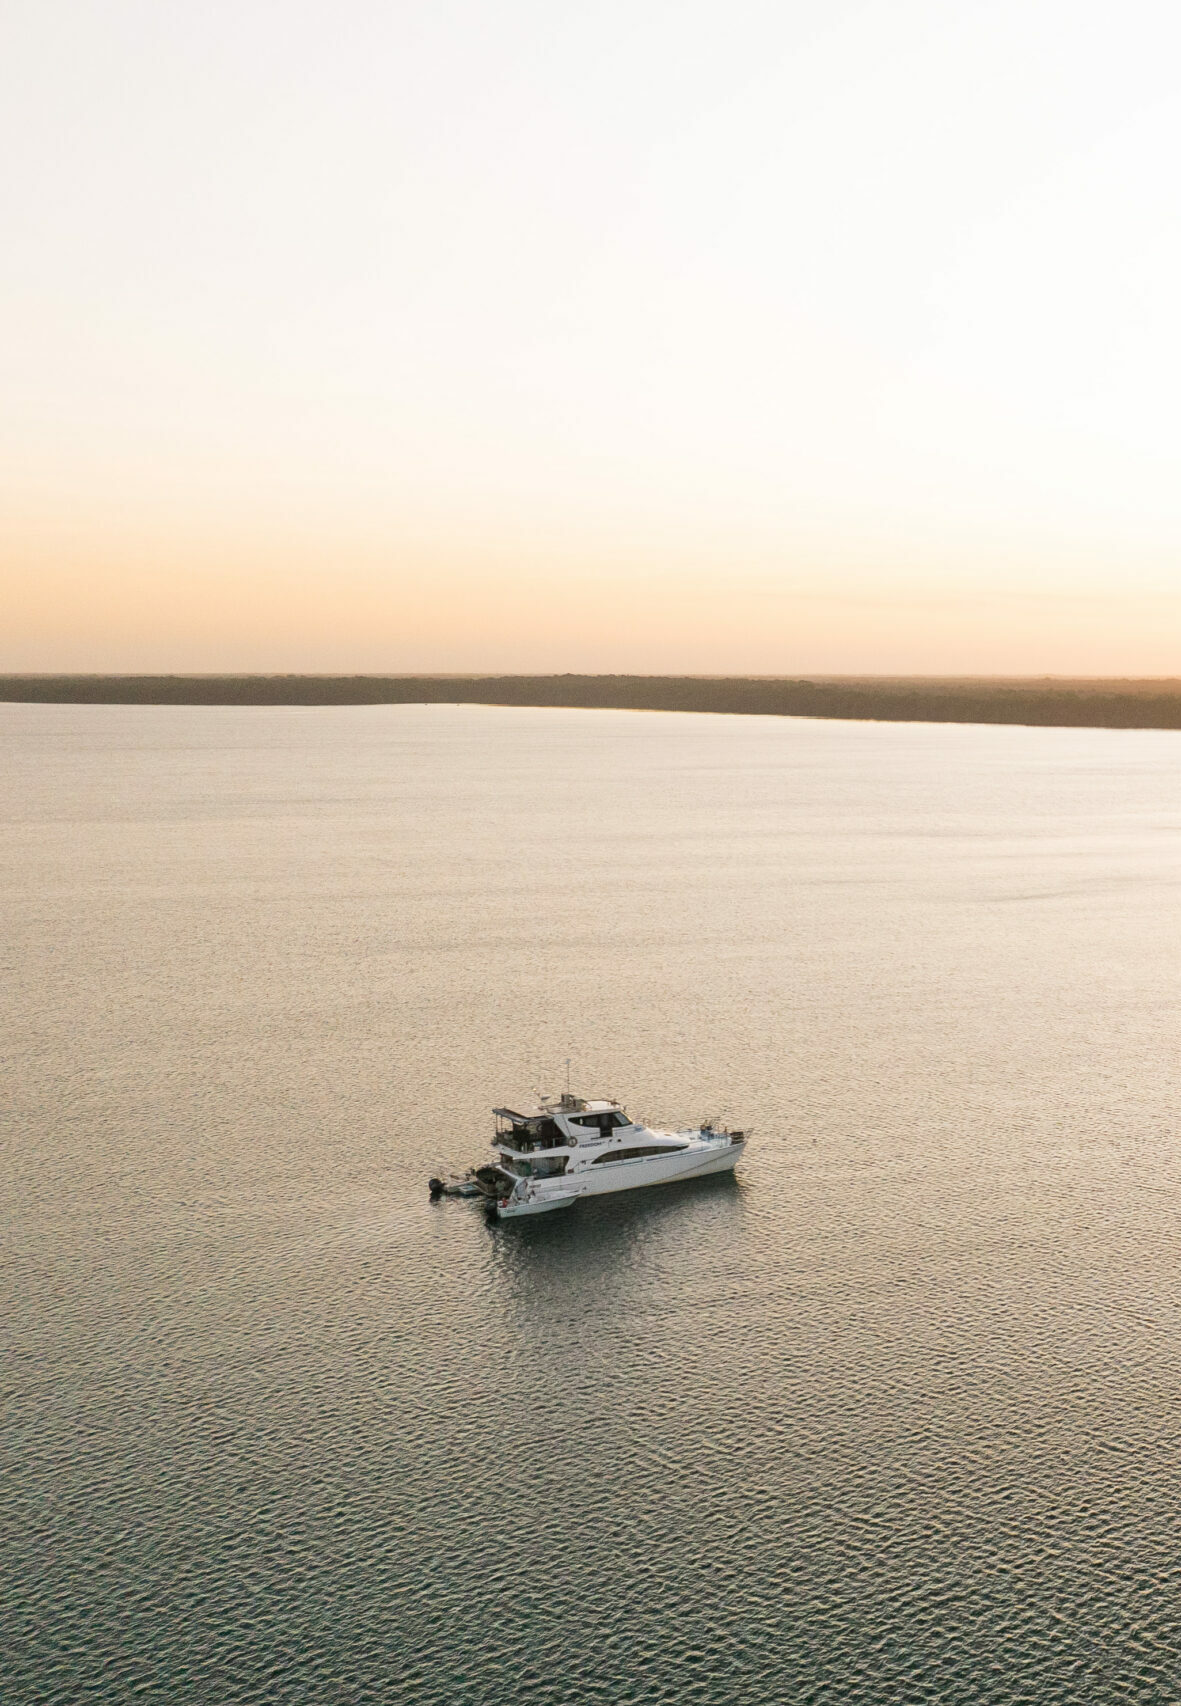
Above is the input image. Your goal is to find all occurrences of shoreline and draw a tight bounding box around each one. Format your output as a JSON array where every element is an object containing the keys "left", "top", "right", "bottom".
[{"left": 4, "top": 674, "right": 1181, "bottom": 730}]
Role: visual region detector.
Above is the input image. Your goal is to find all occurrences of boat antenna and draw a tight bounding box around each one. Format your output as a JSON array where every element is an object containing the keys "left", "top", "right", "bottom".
[{"left": 565, "top": 1057, "right": 571, "bottom": 1097}]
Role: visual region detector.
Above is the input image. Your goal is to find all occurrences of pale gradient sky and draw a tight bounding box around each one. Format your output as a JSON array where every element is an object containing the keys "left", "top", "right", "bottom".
[{"left": 3, "top": 0, "right": 1181, "bottom": 674}]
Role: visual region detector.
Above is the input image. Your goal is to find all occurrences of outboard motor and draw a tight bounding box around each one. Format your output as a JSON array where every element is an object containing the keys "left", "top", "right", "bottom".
[{"left": 428, "top": 1176, "right": 445, "bottom": 1197}]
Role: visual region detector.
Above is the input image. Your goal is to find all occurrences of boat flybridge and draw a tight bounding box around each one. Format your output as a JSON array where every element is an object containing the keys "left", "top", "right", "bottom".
[{"left": 430, "top": 1092, "right": 746, "bottom": 1219}]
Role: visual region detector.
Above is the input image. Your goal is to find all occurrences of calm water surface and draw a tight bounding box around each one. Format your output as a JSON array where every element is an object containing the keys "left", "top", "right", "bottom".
[{"left": 3, "top": 703, "right": 1181, "bottom": 1705}]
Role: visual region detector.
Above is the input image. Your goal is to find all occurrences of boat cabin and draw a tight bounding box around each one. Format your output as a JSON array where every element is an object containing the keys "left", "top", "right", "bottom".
[
  {"left": 490, "top": 1093, "right": 691, "bottom": 1181},
  {"left": 493, "top": 1094, "right": 633, "bottom": 1178}
]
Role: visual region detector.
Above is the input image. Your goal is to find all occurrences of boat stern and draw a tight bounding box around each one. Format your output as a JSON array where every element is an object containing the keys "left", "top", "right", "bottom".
[{"left": 495, "top": 1186, "right": 577, "bottom": 1219}]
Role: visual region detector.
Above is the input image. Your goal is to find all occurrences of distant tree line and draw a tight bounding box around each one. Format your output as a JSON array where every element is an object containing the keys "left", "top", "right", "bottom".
[{"left": 4, "top": 675, "right": 1181, "bottom": 729}]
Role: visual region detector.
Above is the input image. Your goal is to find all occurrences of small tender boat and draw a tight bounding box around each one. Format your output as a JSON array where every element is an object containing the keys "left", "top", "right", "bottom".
[
  {"left": 427, "top": 1170, "right": 484, "bottom": 1198},
  {"left": 432, "top": 1092, "right": 746, "bottom": 1220}
]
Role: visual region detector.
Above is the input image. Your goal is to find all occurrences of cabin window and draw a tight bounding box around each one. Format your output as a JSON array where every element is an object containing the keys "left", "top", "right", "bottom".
[
  {"left": 532, "top": 1155, "right": 568, "bottom": 1178},
  {"left": 569, "top": 1114, "right": 609, "bottom": 1135},
  {"left": 592, "top": 1144, "right": 688, "bottom": 1164},
  {"left": 571, "top": 1111, "right": 630, "bottom": 1134}
]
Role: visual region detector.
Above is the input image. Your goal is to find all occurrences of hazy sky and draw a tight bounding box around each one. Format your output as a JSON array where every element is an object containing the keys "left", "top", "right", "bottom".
[{"left": 4, "top": 0, "right": 1181, "bottom": 673}]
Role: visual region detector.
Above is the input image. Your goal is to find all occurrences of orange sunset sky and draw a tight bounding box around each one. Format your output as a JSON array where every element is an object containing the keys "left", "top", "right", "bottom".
[{"left": 4, "top": 0, "right": 1181, "bottom": 675}]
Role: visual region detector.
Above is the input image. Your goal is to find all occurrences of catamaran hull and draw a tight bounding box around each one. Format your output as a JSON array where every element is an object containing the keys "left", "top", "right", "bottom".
[
  {"left": 574, "top": 1142, "right": 742, "bottom": 1195},
  {"left": 495, "top": 1140, "right": 743, "bottom": 1218},
  {"left": 494, "top": 1193, "right": 578, "bottom": 1218}
]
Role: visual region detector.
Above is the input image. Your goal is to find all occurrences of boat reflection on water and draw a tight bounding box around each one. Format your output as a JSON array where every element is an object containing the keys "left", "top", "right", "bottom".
[{"left": 485, "top": 1161, "right": 748, "bottom": 1336}]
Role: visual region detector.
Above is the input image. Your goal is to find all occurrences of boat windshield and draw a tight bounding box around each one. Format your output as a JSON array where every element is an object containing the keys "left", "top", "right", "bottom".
[{"left": 567, "top": 1111, "right": 629, "bottom": 1134}]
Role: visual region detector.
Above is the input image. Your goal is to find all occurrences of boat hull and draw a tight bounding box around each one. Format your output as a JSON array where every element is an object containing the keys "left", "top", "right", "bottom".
[
  {"left": 495, "top": 1138, "right": 743, "bottom": 1218},
  {"left": 575, "top": 1140, "right": 742, "bottom": 1196},
  {"left": 494, "top": 1192, "right": 577, "bottom": 1218}
]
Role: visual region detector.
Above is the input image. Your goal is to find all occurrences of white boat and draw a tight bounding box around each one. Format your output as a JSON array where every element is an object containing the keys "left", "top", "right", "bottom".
[{"left": 478, "top": 1093, "right": 746, "bottom": 1219}]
